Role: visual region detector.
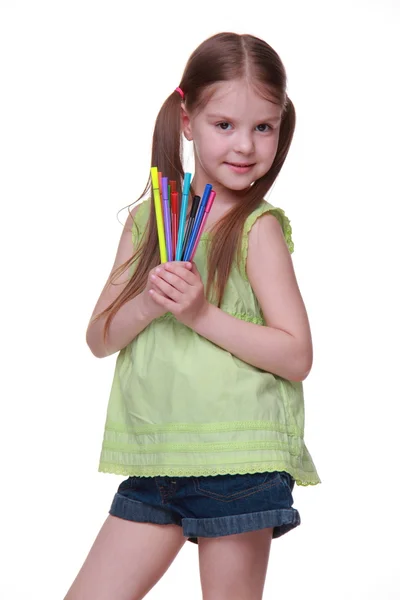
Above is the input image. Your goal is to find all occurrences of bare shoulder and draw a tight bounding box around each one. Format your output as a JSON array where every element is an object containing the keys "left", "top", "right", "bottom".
[
  {"left": 248, "top": 210, "right": 288, "bottom": 249},
  {"left": 247, "top": 211, "right": 292, "bottom": 275},
  {"left": 247, "top": 209, "right": 296, "bottom": 288}
]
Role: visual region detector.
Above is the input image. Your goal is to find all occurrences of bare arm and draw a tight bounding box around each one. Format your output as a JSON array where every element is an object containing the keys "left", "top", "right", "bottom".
[
  {"left": 192, "top": 307, "right": 310, "bottom": 381},
  {"left": 85, "top": 206, "right": 163, "bottom": 358},
  {"left": 86, "top": 294, "right": 154, "bottom": 359},
  {"left": 192, "top": 214, "right": 313, "bottom": 380}
]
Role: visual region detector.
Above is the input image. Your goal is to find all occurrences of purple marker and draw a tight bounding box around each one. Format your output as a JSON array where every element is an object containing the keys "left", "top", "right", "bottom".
[
  {"left": 162, "top": 177, "right": 172, "bottom": 261},
  {"left": 189, "top": 190, "right": 216, "bottom": 261}
]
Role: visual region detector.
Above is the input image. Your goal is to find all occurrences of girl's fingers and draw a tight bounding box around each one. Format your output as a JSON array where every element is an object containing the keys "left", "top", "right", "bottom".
[
  {"left": 151, "top": 274, "right": 181, "bottom": 302},
  {"left": 154, "top": 268, "right": 188, "bottom": 292},
  {"left": 190, "top": 261, "right": 200, "bottom": 276},
  {"left": 164, "top": 262, "right": 198, "bottom": 285},
  {"left": 150, "top": 282, "right": 167, "bottom": 297},
  {"left": 174, "top": 261, "right": 192, "bottom": 270}
]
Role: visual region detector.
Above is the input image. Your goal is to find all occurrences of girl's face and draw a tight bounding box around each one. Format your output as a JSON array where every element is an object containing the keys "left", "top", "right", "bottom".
[{"left": 182, "top": 79, "right": 283, "bottom": 196}]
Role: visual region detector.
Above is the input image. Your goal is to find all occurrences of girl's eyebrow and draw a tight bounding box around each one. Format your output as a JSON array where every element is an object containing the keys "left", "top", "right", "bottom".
[{"left": 206, "top": 113, "right": 282, "bottom": 123}]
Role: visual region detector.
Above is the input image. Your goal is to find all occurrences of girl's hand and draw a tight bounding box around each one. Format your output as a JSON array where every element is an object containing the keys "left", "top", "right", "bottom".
[
  {"left": 140, "top": 262, "right": 191, "bottom": 321},
  {"left": 149, "top": 262, "right": 209, "bottom": 328}
]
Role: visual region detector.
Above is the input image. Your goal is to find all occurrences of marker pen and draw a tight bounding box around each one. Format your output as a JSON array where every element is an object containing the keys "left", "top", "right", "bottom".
[
  {"left": 162, "top": 176, "right": 173, "bottom": 261},
  {"left": 171, "top": 191, "right": 178, "bottom": 260},
  {"left": 158, "top": 172, "right": 163, "bottom": 200},
  {"left": 175, "top": 172, "right": 192, "bottom": 261}
]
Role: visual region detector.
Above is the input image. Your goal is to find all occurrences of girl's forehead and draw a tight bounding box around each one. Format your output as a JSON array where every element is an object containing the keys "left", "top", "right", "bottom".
[{"left": 201, "top": 80, "right": 281, "bottom": 116}]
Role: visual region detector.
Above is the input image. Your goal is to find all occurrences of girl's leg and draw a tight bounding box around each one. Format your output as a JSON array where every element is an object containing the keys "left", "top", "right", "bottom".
[
  {"left": 198, "top": 527, "right": 273, "bottom": 600},
  {"left": 63, "top": 514, "right": 187, "bottom": 600}
]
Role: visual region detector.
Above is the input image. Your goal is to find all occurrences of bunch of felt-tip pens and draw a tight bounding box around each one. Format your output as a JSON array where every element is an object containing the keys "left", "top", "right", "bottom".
[{"left": 150, "top": 166, "right": 216, "bottom": 263}]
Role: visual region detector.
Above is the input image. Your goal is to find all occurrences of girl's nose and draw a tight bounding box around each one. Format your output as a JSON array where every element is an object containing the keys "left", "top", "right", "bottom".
[{"left": 232, "top": 132, "right": 255, "bottom": 155}]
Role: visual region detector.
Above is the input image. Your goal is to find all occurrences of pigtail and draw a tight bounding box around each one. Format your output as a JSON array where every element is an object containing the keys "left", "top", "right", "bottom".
[{"left": 151, "top": 90, "right": 185, "bottom": 195}]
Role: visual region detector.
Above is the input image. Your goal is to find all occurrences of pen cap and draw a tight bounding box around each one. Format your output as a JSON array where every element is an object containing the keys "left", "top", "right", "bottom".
[
  {"left": 158, "top": 172, "right": 163, "bottom": 196},
  {"left": 190, "top": 195, "right": 201, "bottom": 216},
  {"left": 150, "top": 167, "right": 159, "bottom": 189},
  {"left": 183, "top": 172, "right": 192, "bottom": 195},
  {"left": 201, "top": 184, "right": 213, "bottom": 206},
  {"left": 162, "top": 177, "right": 169, "bottom": 201},
  {"left": 205, "top": 190, "right": 216, "bottom": 212},
  {"left": 171, "top": 191, "right": 178, "bottom": 211},
  {"left": 170, "top": 181, "right": 177, "bottom": 193}
]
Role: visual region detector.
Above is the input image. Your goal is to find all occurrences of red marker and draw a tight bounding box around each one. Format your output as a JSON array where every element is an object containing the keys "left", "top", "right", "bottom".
[{"left": 171, "top": 191, "right": 178, "bottom": 260}]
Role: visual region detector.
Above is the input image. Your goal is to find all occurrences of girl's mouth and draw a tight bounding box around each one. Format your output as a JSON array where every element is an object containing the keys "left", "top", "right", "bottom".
[{"left": 225, "top": 162, "right": 255, "bottom": 173}]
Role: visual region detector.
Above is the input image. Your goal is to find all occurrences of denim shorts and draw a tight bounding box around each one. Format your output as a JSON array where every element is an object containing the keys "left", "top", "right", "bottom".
[{"left": 109, "top": 470, "right": 300, "bottom": 543}]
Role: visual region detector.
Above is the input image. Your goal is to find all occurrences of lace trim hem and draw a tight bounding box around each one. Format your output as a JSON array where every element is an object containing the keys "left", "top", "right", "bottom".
[{"left": 98, "top": 461, "right": 321, "bottom": 487}]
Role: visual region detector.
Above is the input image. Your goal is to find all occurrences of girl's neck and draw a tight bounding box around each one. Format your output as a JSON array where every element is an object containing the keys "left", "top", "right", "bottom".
[{"left": 191, "top": 177, "right": 249, "bottom": 210}]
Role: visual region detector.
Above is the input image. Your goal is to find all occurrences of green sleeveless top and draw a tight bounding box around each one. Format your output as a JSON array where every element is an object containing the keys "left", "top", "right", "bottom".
[{"left": 98, "top": 199, "right": 320, "bottom": 486}]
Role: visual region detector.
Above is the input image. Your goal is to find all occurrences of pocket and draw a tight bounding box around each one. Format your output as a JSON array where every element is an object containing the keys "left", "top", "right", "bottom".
[
  {"left": 193, "top": 471, "right": 281, "bottom": 501},
  {"left": 277, "top": 472, "right": 295, "bottom": 508},
  {"left": 279, "top": 471, "right": 295, "bottom": 492}
]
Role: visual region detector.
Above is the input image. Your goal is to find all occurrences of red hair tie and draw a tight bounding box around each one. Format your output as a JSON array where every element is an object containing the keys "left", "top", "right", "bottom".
[{"left": 175, "top": 87, "right": 184, "bottom": 99}]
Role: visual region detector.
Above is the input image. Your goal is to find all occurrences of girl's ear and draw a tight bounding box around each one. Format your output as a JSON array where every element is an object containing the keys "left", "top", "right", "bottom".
[{"left": 181, "top": 105, "right": 193, "bottom": 141}]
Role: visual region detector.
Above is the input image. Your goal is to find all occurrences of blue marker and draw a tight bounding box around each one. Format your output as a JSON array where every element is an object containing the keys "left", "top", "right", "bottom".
[
  {"left": 175, "top": 172, "right": 192, "bottom": 261},
  {"left": 183, "top": 184, "right": 212, "bottom": 261}
]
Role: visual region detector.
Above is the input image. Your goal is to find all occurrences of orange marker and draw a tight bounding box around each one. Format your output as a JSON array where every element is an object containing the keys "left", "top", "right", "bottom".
[{"left": 158, "top": 172, "right": 163, "bottom": 200}]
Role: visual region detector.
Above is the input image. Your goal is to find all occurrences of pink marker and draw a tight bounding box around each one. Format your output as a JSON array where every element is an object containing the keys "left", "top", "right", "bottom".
[
  {"left": 162, "top": 176, "right": 173, "bottom": 261},
  {"left": 189, "top": 190, "right": 216, "bottom": 261}
]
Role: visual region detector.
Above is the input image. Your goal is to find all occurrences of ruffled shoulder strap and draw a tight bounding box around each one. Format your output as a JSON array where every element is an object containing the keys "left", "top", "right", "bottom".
[
  {"left": 131, "top": 198, "right": 151, "bottom": 247},
  {"left": 127, "top": 199, "right": 151, "bottom": 279},
  {"left": 240, "top": 201, "right": 294, "bottom": 279}
]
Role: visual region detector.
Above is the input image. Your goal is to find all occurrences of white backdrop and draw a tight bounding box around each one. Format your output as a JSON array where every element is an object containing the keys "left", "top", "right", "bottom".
[{"left": 1, "top": 0, "right": 399, "bottom": 598}]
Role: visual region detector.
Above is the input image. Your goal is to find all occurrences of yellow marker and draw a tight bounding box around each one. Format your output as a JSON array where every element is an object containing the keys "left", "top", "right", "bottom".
[{"left": 150, "top": 167, "right": 167, "bottom": 263}]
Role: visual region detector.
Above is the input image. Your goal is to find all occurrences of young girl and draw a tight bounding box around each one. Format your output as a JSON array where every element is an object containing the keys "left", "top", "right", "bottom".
[{"left": 65, "top": 31, "right": 320, "bottom": 600}]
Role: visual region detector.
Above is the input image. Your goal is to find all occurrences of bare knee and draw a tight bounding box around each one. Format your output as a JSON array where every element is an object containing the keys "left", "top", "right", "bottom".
[{"left": 198, "top": 528, "right": 273, "bottom": 600}]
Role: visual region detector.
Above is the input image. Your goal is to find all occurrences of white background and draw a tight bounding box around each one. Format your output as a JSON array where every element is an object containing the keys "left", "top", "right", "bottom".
[{"left": 1, "top": 0, "right": 399, "bottom": 598}]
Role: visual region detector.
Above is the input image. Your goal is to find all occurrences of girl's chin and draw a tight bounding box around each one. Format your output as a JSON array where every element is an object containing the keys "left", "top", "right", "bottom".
[{"left": 218, "top": 175, "right": 255, "bottom": 192}]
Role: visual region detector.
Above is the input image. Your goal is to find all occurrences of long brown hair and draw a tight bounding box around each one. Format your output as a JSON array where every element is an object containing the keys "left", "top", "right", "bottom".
[{"left": 94, "top": 32, "right": 296, "bottom": 344}]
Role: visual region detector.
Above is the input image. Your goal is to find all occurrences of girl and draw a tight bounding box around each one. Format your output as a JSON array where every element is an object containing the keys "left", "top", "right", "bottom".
[{"left": 65, "top": 32, "right": 320, "bottom": 600}]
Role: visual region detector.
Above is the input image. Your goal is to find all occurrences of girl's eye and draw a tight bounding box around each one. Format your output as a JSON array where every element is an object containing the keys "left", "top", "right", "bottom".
[
  {"left": 256, "top": 124, "right": 271, "bottom": 132},
  {"left": 217, "top": 122, "right": 232, "bottom": 130},
  {"left": 216, "top": 122, "right": 272, "bottom": 132}
]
